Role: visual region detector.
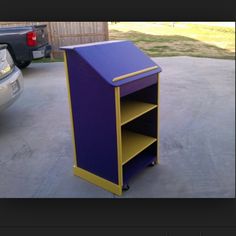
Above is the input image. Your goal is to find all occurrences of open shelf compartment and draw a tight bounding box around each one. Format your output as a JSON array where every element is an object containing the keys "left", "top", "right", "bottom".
[
  {"left": 120, "top": 100, "right": 157, "bottom": 126},
  {"left": 119, "top": 81, "right": 159, "bottom": 187},
  {"left": 122, "top": 129, "right": 157, "bottom": 165},
  {"left": 123, "top": 142, "right": 157, "bottom": 184}
]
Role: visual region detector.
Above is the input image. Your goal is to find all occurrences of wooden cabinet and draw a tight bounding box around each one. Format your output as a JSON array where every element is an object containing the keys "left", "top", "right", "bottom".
[{"left": 61, "top": 40, "right": 162, "bottom": 195}]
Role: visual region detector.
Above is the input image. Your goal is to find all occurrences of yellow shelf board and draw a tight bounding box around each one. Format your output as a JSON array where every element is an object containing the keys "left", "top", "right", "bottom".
[
  {"left": 121, "top": 100, "right": 157, "bottom": 125},
  {"left": 122, "top": 130, "right": 157, "bottom": 165}
]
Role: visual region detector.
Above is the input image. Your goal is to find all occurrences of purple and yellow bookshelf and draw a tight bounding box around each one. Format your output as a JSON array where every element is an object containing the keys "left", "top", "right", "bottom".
[{"left": 61, "top": 40, "right": 162, "bottom": 195}]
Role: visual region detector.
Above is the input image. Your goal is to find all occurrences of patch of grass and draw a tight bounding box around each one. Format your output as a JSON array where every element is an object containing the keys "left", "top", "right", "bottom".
[
  {"left": 109, "top": 22, "right": 235, "bottom": 59},
  {"left": 32, "top": 58, "right": 64, "bottom": 63}
]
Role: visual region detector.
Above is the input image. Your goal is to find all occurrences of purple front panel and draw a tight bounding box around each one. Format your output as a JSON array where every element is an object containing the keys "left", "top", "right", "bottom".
[
  {"left": 66, "top": 50, "right": 119, "bottom": 184},
  {"left": 120, "top": 73, "right": 158, "bottom": 97}
]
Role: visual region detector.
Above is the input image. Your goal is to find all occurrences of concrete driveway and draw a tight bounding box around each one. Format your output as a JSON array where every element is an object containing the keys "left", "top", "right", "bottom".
[{"left": 0, "top": 57, "right": 234, "bottom": 198}]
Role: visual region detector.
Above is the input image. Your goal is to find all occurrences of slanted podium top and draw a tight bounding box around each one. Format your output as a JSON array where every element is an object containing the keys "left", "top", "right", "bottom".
[{"left": 61, "top": 40, "right": 162, "bottom": 86}]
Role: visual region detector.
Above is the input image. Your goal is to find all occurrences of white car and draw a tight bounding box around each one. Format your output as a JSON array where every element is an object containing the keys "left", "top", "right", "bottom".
[{"left": 0, "top": 44, "right": 23, "bottom": 111}]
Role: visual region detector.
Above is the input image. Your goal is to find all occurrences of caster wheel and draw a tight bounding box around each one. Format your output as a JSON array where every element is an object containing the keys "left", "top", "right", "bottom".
[
  {"left": 122, "top": 184, "right": 130, "bottom": 191},
  {"left": 148, "top": 161, "right": 157, "bottom": 167}
]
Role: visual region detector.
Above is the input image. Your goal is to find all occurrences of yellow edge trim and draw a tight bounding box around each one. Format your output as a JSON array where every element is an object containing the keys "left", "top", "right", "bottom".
[
  {"left": 112, "top": 66, "right": 158, "bottom": 82},
  {"left": 121, "top": 104, "right": 157, "bottom": 126},
  {"left": 157, "top": 73, "right": 160, "bottom": 164},
  {"left": 115, "top": 87, "right": 123, "bottom": 187},
  {"left": 74, "top": 166, "right": 122, "bottom": 196},
  {"left": 63, "top": 52, "right": 78, "bottom": 167}
]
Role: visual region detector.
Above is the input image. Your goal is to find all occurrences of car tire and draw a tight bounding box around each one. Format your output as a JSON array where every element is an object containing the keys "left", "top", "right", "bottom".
[{"left": 15, "top": 60, "right": 32, "bottom": 69}]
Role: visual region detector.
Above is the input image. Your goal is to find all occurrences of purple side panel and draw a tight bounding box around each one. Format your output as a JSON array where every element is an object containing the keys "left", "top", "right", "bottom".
[
  {"left": 66, "top": 50, "right": 118, "bottom": 184},
  {"left": 120, "top": 73, "right": 158, "bottom": 97}
]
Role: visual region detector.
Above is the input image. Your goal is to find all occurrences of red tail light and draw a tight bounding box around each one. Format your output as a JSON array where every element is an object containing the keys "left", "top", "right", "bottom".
[{"left": 27, "top": 31, "right": 37, "bottom": 46}]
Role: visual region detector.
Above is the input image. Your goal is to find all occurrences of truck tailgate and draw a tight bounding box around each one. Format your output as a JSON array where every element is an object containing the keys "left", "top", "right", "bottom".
[{"left": 34, "top": 25, "right": 49, "bottom": 48}]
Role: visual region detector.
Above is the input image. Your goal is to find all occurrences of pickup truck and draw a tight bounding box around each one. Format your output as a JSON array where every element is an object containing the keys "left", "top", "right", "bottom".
[{"left": 0, "top": 24, "right": 51, "bottom": 68}]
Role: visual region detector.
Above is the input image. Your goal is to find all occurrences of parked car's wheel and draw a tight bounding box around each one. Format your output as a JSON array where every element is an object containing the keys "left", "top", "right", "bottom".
[{"left": 15, "top": 60, "right": 32, "bottom": 69}]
